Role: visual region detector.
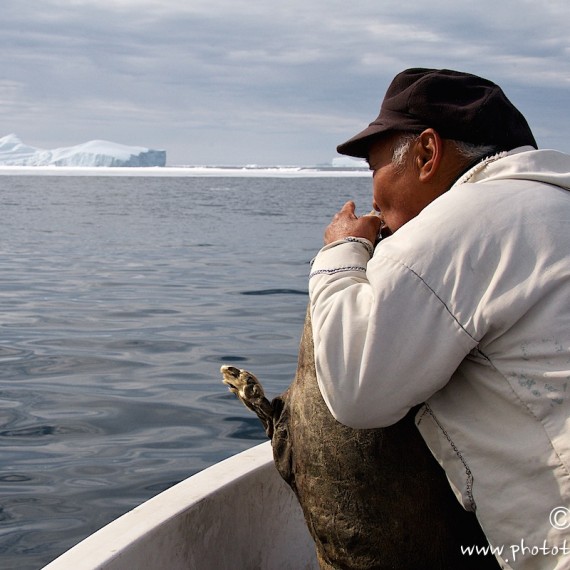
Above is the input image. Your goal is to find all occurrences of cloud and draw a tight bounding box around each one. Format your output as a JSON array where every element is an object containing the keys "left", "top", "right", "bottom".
[{"left": 1, "top": 0, "right": 569, "bottom": 164}]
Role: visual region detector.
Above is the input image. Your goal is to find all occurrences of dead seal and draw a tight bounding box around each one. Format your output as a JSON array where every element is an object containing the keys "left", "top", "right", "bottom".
[{"left": 221, "top": 307, "right": 500, "bottom": 570}]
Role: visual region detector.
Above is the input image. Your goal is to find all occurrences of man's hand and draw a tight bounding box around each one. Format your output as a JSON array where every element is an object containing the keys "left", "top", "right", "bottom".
[{"left": 324, "top": 201, "right": 383, "bottom": 245}]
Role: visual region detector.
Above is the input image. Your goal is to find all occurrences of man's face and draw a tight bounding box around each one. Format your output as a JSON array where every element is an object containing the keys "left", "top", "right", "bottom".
[{"left": 367, "top": 134, "right": 425, "bottom": 235}]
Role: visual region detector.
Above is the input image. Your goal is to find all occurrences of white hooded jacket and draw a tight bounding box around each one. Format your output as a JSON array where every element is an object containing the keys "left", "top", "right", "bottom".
[{"left": 309, "top": 147, "right": 570, "bottom": 569}]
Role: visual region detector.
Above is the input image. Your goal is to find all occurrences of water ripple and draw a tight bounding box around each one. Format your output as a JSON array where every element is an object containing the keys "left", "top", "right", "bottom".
[
  {"left": 0, "top": 174, "right": 373, "bottom": 569},
  {"left": 239, "top": 288, "right": 308, "bottom": 296}
]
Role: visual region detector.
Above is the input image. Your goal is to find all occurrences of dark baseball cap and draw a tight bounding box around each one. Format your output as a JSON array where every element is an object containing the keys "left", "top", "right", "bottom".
[{"left": 337, "top": 68, "right": 537, "bottom": 158}]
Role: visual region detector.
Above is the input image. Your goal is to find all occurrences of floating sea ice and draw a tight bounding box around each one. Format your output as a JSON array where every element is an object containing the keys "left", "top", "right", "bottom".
[{"left": 0, "top": 134, "right": 166, "bottom": 167}]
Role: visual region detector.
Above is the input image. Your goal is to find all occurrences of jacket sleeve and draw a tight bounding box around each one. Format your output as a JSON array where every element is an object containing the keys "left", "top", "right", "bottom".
[{"left": 309, "top": 239, "right": 477, "bottom": 429}]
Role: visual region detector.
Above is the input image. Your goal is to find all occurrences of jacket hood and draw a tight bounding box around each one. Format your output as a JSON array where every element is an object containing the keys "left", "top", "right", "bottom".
[{"left": 457, "top": 147, "right": 570, "bottom": 191}]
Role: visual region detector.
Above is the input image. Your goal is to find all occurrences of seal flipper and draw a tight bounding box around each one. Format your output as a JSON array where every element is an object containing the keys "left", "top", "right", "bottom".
[{"left": 220, "top": 365, "right": 275, "bottom": 437}]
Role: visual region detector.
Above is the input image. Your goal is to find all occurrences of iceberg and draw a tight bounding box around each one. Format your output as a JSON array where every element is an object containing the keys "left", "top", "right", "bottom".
[
  {"left": 0, "top": 134, "right": 166, "bottom": 167},
  {"left": 331, "top": 156, "right": 366, "bottom": 168}
]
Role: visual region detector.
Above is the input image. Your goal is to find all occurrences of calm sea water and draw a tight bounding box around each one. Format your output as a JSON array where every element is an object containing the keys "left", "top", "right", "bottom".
[{"left": 0, "top": 172, "right": 372, "bottom": 569}]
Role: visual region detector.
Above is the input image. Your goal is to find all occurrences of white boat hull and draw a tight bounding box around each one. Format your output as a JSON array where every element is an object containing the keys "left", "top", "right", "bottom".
[{"left": 43, "top": 442, "right": 318, "bottom": 569}]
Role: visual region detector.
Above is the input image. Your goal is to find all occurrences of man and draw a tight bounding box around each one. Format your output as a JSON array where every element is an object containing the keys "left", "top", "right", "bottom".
[{"left": 309, "top": 68, "right": 570, "bottom": 569}]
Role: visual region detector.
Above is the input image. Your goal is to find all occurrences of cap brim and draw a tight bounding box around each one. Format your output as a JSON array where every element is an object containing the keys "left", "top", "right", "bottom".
[{"left": 336, "top": 124, "right": 389, "bottom": 158}]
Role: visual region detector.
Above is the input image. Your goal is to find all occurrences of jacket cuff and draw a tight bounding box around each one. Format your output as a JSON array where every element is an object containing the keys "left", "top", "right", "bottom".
[{"left": 309, "top": 238, "right": 374, "bottom": 279}]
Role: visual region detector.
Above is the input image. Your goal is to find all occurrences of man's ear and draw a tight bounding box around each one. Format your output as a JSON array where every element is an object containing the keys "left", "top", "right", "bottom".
[{"left": 415, "top": 128, "right": 443, "bottom": 183}]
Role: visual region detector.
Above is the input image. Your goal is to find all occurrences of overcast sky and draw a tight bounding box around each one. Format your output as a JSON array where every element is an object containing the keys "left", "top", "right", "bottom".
[{"left": 1, "top": 0, "right": 569, "bottom": 165}]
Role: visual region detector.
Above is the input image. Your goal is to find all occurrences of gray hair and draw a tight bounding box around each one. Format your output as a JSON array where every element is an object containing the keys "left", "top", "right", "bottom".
[{"left": 391, "top": 133, "right": 498, "bottom": 171}]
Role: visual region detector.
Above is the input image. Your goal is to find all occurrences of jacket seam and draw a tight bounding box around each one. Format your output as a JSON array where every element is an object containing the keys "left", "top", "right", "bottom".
[
  {"left": 376, "top": 253, "right": 478, "bottom": 343},
  {"left": 417, "top": 403, "right": 476, "bottom": 511}
]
